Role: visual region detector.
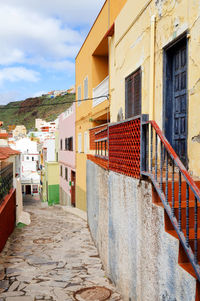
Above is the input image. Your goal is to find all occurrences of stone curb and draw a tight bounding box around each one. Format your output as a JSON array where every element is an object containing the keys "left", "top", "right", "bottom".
[{"left": 55, "top": 205, "right": 87, "bottom": 222}]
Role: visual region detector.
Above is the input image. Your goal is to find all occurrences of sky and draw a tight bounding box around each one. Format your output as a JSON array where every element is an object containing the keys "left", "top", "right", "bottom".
[{"left": 0, "top": 0, "right": 105, "bottom": 105}]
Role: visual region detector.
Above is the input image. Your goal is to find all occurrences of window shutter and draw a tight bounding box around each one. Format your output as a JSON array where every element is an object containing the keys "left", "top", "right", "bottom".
[
  {"left": 78, "top": 86, "right": 81, "bottom": 106},
  {"left": 133, "top": 70, "right": 141, "bottom": 116},
  {"left": 125, "top": 68, "right": 141, "bottom": 118},
  {"left": 78, "top": 133, "right": 82, "bottom": 153},
  {"left": 84, "top": 77, "right": 88, "bottom": 99},
  {"left": 84, "top": 132, "right": 88, "bottom": 154}
]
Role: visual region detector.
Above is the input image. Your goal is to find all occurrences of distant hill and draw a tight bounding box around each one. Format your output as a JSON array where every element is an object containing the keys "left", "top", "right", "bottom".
[{"left": 0, "top": 93, "right": 75, "bottom": 131}]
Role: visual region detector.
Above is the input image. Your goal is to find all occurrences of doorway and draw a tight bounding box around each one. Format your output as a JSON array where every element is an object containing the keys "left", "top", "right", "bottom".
[
  {"left": 164, "top": 35, "right": 188, "bottom": 167},
  {"left": 71, "top": 171, "right": 76, "bottom": 207},
  {"left": 25, "top": 185, "right": 31, "bottom": 195}
]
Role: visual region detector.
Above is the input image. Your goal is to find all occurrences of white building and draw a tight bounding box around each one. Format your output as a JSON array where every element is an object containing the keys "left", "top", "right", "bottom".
[
  {"left": 35, "top": 118, "right": 58, "bottom": 133},
  {"left": 13, "top": 138, "right": 40, "bottom": 195}
]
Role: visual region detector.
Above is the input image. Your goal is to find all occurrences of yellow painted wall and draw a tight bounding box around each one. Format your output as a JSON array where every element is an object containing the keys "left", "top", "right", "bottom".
[
  {"left": 47, "top": 162, "right": 59, "bottom": 186},
  {"left": 75, "top": 0, "right": 127, "bottom": 211},
  {"left": 110, "top": 0, "right": 200, "bottom": 177}
]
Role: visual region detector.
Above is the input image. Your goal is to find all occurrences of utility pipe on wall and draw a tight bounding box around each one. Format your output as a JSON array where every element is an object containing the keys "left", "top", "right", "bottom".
[{"left": 149, "top": 15, "right": 156, "bottom": 120}]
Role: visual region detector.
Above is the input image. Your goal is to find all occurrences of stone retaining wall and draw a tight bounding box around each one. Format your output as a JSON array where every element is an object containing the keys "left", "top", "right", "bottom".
[{"left": 87, "top": 160, "right": 196, "bottom": 301}]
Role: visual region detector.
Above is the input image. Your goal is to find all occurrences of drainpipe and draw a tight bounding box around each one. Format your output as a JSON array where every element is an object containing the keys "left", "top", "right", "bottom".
[{"left": 149, "top": 15, "right": 156, "bottom": 121}]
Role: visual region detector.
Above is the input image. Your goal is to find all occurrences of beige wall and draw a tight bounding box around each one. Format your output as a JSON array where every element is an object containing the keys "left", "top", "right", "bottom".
[{"left": 110, "top": 0, "right": 200, "bottom": 177}]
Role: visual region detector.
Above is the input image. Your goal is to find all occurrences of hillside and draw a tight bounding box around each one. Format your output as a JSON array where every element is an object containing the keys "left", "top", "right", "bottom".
[{"left": 0, "top": 93, "right": 75, "bottom": 130}]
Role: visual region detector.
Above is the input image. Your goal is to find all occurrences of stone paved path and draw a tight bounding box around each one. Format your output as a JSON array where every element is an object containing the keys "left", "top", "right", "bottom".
[{"left": 0, "top": 196, "right": 122, "bottom": 301}]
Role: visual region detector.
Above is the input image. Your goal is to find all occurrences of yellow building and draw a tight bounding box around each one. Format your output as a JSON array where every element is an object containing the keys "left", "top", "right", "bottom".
[
  {"left": 13, "top": 125, "right": 27, "bottom": 138},
  {"left": 108, "top": 0, "right": 200, "bottom": 177},
  {"left": 75, "top": 0, "right": 127, "bottom": 211}
]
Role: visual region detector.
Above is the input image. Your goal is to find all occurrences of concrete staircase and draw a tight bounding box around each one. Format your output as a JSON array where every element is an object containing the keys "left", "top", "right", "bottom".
[{"left": 152, "top": 179, "right": 200, "bottom": 300}]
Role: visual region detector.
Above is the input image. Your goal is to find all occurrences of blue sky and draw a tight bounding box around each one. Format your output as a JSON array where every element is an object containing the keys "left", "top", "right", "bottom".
[{"left": 0, "top": 0, "right": 105, "bottom": 104}]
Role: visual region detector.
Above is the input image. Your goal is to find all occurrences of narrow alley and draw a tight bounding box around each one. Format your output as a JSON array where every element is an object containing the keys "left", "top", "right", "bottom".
[{"left": 0, "top": 196, "right": 122, "bottom": 301}]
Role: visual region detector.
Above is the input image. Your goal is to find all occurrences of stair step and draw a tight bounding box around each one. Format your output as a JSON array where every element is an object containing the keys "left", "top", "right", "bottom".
[
  {"left": 167, "top": 228, "right": 200, "bottom": 240},
  {"left": 179, "top": 262, "right": 197, "bottom": 279},
  {"left": 154, "top": 200, "right": 200, "bottom": 208}
]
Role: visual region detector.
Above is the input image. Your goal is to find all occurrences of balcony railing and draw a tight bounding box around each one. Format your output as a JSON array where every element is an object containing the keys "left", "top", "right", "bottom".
[
  {"left": 0, "top": 163, "right": 13, "bottom": 206},
  {"left": 88, "top": 115, "right": 148, "bottom": 178},
  {"left": 93, "top": 76, "right": 109, "bottom": 107}
]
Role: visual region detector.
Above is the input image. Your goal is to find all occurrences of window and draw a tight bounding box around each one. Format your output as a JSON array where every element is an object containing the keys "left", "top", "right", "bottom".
[
  {"left": 26, "top": 156, "right": 29, "bottom": 160},
  {"left": 84, "top": 77, "right": 88, "bottom": 100},
  {"left": 68, "top": 137, "right": 73, "bottom": 151},
  {"left": 64, "top": 137, "right": 73, "bottom": 151},
  {"left": 84, "top": 132, "right": 88, "bottom": 154},
  {"left": 32, "top": 157, "right": 34, "bottom": 161},
  {"left": 33, "top": 185, "right": 38, "bottom": 193},
  {"left": 77, "top": 85, "right": 81, "bottom": 106},
  {"left": 78, "top": 133, "right": 82, "bottom": 153},
  {"left": 125, "top": 68, "right": 141, "bottom": 118},
  {"left": 56, "top": 152, "right": 58, "bottom": 162},
  {"left": 65, "top": 167, "right": 68, "bottom": 181},
  {"left": 60, "top": 165, "right": 63, "bottom": 177},
  {"left": 65, "top": 138, "right": 68, "bottom": 150},
  {"left": 60, "top": 139, "right": 63, "bottom": 150}
]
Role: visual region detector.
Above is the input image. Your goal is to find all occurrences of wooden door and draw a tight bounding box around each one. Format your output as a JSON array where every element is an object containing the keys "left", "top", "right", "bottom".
[
  {"left": 71, "top": 171, "right": 76, "bottom": 207},
  {"left": 172, "top": 43, "right": 187, "bottom": 166},
  {"left": 164, "top": 37, "right": 188, "bottom": 167}
]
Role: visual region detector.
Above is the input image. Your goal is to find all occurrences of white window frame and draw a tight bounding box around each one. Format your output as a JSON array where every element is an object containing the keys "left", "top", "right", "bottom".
[
  {"left": 78, "top": 133, "right": 82, "bottom": 153},
  {"left": 84, "top": 131, "right": 88, "bottom": 154},
  {"left": 84, "top": 76, "right": 88, "bottom": 100},
  {"left": 77, "top": 85, "right": 81, "bottom": 106}
]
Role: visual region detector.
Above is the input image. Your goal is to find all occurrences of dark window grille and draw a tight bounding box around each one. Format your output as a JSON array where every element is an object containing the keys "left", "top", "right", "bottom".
[
  {"left": 60, "top": 139, "right": 63, "bottom": 150},
  {"left": 0, "top": 163, "right": 13, "bottom": 206},
  {"left": 60, "top": 165, "right": 62, "bottom": 177}
]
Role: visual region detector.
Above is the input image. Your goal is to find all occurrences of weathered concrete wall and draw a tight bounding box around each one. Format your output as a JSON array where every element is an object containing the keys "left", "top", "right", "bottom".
[{"left": 87, "top": 160, "right": 196, "bottom": 301}]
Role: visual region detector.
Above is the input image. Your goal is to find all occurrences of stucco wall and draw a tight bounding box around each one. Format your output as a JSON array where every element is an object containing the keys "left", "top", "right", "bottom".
[
  {"left": 58, "top": 103, "right": 76, "bottom": 169},
  {"left": 87, "top": 160, "right": 196, "bottom": 301},
  {"left": 110, "top": 0, "right": 200, "bottom": 177}
]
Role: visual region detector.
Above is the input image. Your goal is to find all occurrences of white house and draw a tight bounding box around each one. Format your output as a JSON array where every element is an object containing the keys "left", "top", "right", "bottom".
[{"left": 13, "top": 138, "right": 40, "bottom": 195}]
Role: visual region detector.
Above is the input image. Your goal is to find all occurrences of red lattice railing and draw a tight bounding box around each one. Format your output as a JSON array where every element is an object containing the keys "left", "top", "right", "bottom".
[
  {"left": 89, "top": 124, "right": 108, "bottom": 150},
  {"left": 87, "top": 154, "right": 109, "bottom": 170},
  {"left": 109, "top": 118, "right": 140, "bottom": 178},
  {"left": 88, "top": 116, "right": 142, "bottom": 179}
]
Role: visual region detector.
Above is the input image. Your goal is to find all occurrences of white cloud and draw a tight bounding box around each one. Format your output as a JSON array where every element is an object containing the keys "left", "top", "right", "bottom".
[
  {"left": 32, "top": 91, "right": 48, "bottom": 98},
  {"left": 4, "top": 0, "right": 105, "bottom": 26},
  {"left": 0, "top": 91, "right": 20, "bottom": 105},
  {"left": 0, "top": 4, "right": 82, "bottom": 66},
  {"left": 0, "top": 67, "right": 40, "bottom": 84},
  {"left": 0, "top": 0, "right": 104, "bottom": 102}
]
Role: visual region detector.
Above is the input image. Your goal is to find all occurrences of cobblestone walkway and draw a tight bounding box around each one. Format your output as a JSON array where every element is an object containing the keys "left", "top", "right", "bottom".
[{"left": 0, "top": 197, "right": 122, "bottom": 301}]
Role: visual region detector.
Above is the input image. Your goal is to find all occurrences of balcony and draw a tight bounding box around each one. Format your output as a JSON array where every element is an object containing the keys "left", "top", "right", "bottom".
[
  {"left": 88, "top": 115, "right": 145, "bottom": 178},
  {"left": 93, "top": 76, "right": 109, "bottom": 107}
]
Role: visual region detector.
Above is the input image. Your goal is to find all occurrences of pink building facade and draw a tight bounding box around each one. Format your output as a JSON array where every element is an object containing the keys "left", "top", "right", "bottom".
[{"left": 58, "top": 104, "right": 76, "bottom": 206}]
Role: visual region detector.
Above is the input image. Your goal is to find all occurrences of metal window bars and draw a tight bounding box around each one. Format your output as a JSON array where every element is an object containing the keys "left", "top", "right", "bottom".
[{"left": 0, "top": 163, "right": 13, "bottom": 206}]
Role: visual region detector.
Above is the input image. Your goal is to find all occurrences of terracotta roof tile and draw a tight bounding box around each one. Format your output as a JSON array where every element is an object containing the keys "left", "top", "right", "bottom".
[
  {"left": 0, "top": 147, "right": 21, "bottom": 157},
  {"left": 0, "top": 133, "right": 8, "bottom": 139}
]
